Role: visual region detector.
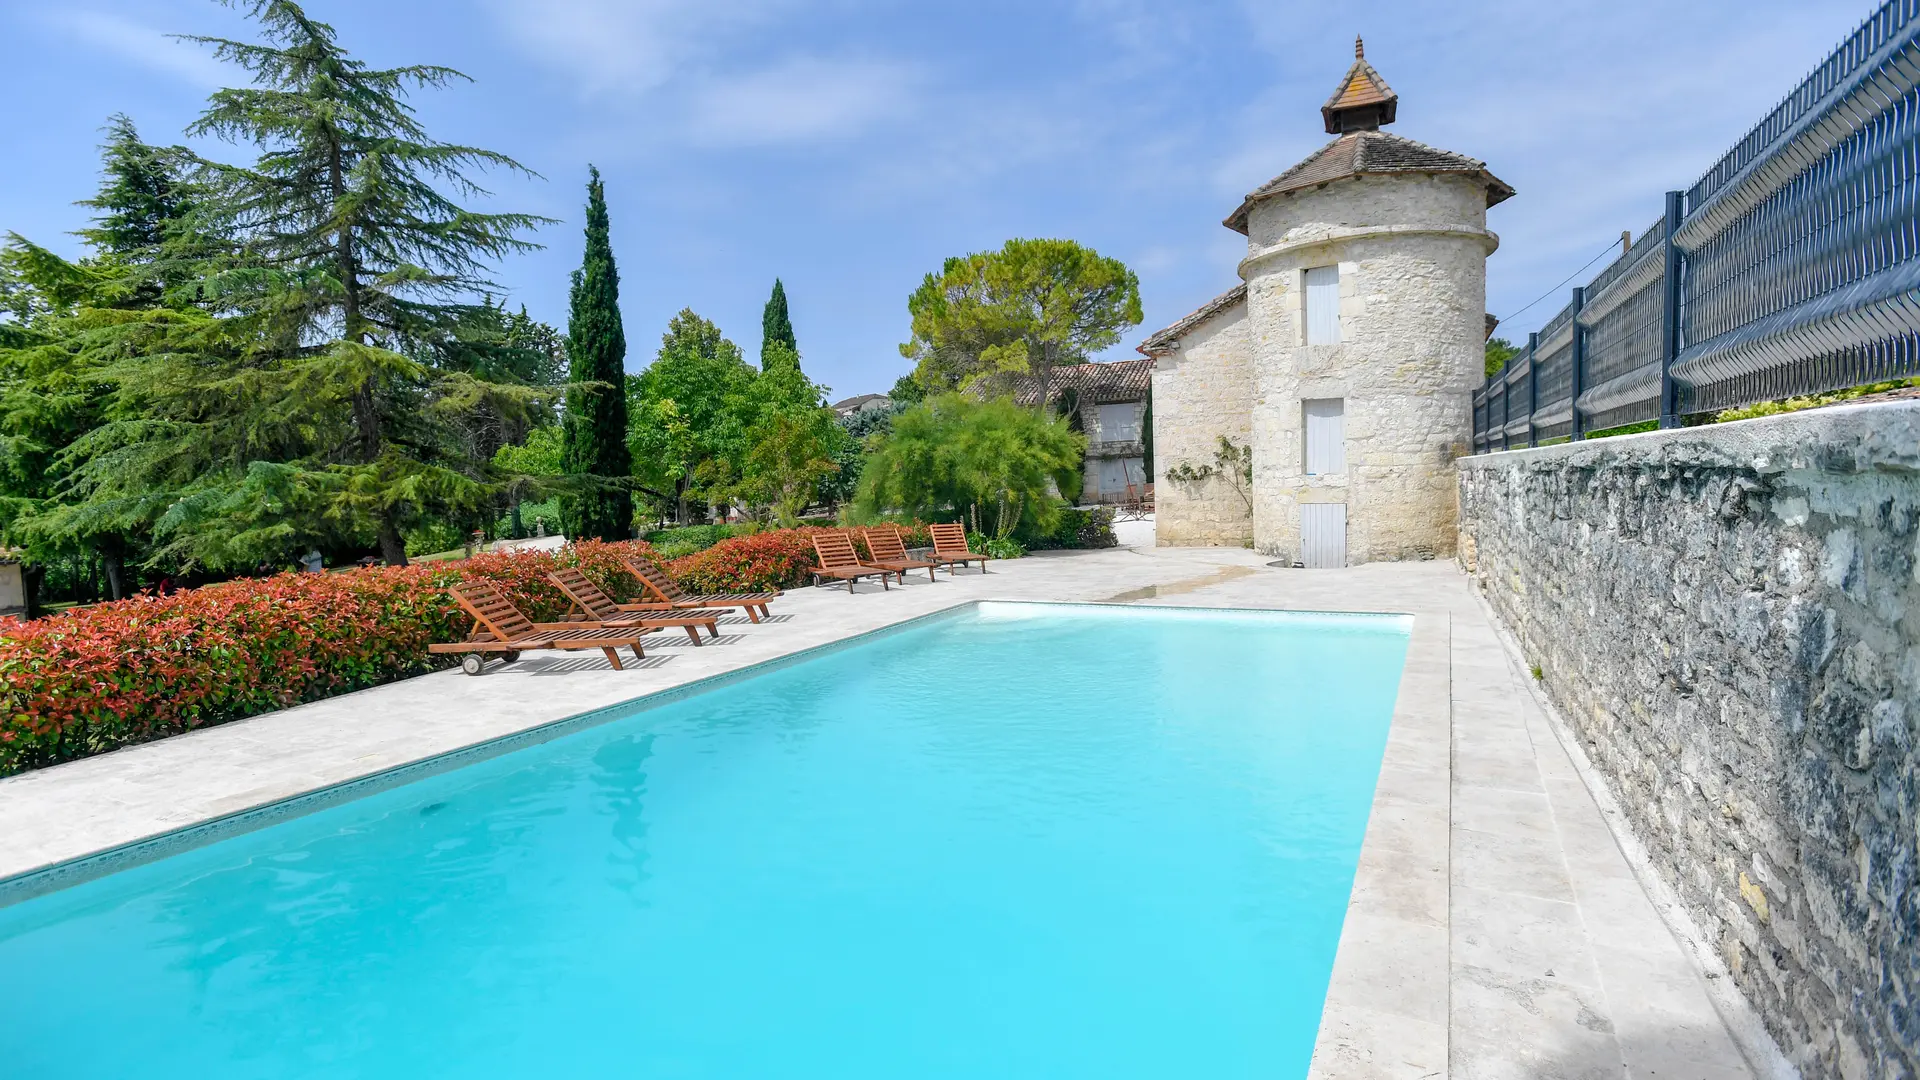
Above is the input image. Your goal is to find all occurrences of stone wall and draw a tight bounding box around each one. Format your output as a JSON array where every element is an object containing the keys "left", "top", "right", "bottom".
[
  {"left": 1078, "top": 398, "right": 1148, "bottom": 504},
  {"left": 1244, "top": 173, "right": 1490, "bottom": 564},
  {"left": 1457, "top": 402, "right": 1920, "bottom": 1080},
  {"left": 1150, "top": 299, "right": 1255, "bottom": 545}
]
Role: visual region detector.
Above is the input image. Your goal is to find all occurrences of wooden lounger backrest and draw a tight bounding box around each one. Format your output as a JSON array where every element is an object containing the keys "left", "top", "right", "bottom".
[
  {"left": 863, "top": 526, "right": 908, "bottom": 561},
  {"left": 449, "top": 580, "right": 540, "bottom": 642},
  {"left": 811, "top": 530, "right": 862, "bottom": 570},
  {"left": 622, "top": 556, "right": 687, "bottom": 603},
  {"left": 929, "top": 522, "right": 971, "bottom": 555},
  {"left": 546, "top": 566, "right": 622, "bottom": 621}
]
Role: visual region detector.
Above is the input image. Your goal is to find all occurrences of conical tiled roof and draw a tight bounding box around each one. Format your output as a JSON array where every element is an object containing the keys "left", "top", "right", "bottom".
[
  {"left": 1224, "top": 130, "right": 1514, "bottom": 233},
  {"left": 1322, "top": 37, "right": 1397, "bottom": 133}
]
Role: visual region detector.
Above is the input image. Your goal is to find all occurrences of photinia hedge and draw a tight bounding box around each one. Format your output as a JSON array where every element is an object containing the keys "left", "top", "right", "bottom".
[
  {"left": 0, "top": 539, "right": 664, "bottom": 776},
  {"left": 669, "top": 529, "right": 823, "bottom": 593},
  {"left": 0, "top": 526, "right": 965, "bottom": 776}
]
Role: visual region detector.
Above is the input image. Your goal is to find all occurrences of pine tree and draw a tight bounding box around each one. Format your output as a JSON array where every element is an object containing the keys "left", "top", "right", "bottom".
[
  {"left": 75, "top": 115, "right": 201, "bottom": 308},
  {"left": 90, "top": 0, "right": 556, "bottom": 568},
  {"left": 560, "top": 167, "right": 633, "bottom": 540},
  {"left": 761, "top": 278, "right": 798, "bottom": 372},
  {"left": 0, "top": 120, "right": 208, "bottom": 597}
]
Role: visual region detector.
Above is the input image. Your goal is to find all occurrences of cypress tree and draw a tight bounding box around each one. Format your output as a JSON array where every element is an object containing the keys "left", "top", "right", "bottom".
[
  {"left": 560, "top": 166, "right": 633, "bottom": 540},
  {"left": 761, "top": 278, "right": 798, "bottom": 372}
]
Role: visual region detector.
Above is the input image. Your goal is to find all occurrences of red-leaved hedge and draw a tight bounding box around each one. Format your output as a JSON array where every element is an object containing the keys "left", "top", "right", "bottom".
[
  {"left": 0, "top": 539, "right": 664, "bottom": 776},
  {"left": 668, "top": 529, "right": 823, "bottom": 593},
  {"left": 0, "top": 526, "right": 952, "bottom": 776}
]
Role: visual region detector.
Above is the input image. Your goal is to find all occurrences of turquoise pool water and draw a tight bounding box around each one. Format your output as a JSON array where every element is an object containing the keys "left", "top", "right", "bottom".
[{"left": 0, "top": 602, "right": 1410, "bottom": 1079}]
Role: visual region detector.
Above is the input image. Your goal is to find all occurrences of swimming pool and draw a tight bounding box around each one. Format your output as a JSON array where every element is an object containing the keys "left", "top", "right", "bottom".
[{"left": 0, "top": 602, "right": 1410, "bottom": 1079}]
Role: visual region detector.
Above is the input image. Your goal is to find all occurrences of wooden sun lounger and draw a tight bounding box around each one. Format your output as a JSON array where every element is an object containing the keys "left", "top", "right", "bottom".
[
  {"left": 428, "top": 580, "right": 651, "bottom": 675},
  {"left": 617, "top": 556, "right": 779, "bottom": 623},
  {"left": 861, "top": 525, "right": 937, "bottom": 583},
  {"left": 545, "top": 567, "right": 727, "bottom": 645},
  {"left": 928, "top": 522, "right": 990, "bottom": 574},
  {"left": 809, "top": 530, "right": 892, "bottom": 593}
]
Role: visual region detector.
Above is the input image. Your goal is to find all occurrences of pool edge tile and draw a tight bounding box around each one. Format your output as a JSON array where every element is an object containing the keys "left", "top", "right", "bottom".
[{"left": 1307, "top": 611, "right": 1453, "bottom": 1080}]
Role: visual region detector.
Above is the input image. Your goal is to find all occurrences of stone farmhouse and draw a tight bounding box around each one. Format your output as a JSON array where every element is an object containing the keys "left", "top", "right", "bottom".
[
  {"left": 1142, "top": 39, "right": 1511, "bottom": 566},
  {"left": 993, "top": 358, "right": 1153, "bottom": 505}
]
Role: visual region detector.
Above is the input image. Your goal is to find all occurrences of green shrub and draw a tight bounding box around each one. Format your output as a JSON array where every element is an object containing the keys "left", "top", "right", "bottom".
[
  {"left": 1024, "top": 505, "right": 1117, "bottom": 550},
  {"left": 641, "top": 522, "right": 757, "bottom": 554},
  {"left": 969, "top": 531, "right": 1026, "bottom": 560}
]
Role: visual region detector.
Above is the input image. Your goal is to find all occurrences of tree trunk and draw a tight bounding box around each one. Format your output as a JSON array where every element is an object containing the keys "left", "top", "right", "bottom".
[
  {"left": 333, "top": 138, "right": 405, "bottom": 567},
  {"left": 377, "top": 515, "right": 408, "bottom": 566},
  {"left": 101, "top": 542, "right": 126, "bottom": 601},
  {"left": 1032, "top": 337, "right": 1061, "bottom": 416}
]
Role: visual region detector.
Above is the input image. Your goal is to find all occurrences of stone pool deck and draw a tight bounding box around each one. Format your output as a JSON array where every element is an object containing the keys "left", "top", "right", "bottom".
[{"left": 0, "top": 545, "right": 1767, "bottom": 1079}]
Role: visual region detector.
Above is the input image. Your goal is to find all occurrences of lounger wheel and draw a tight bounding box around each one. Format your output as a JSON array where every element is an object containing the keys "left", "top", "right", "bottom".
[
  {"left": 460, "top": 654, "right": 485, "bottom": 676},
  {"left": 500, "top": 651, "right": 521, "bottom": 664}
]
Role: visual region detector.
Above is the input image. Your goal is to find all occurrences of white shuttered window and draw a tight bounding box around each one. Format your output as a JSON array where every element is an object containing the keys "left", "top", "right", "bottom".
[
  {"left": 1303, "top": 398, "right": 1346, "bottom": 474},
  {"left": 1304, "top": 265, "right": 1341, "bottom": 345},
  {"left": 1095, "top": 402, "right": 1139, "bottom": 441}
]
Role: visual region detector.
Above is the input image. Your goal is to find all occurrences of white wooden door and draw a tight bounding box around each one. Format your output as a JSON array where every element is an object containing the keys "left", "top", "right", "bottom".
[{"left": 1301, "top": 503, "right": 1347, "bottom": 568}]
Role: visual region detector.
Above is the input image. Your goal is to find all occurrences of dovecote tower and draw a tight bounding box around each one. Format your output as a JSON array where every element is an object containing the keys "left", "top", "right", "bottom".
[{"left": 1144, "top": 39, "right": 1513, "bottom": 564}]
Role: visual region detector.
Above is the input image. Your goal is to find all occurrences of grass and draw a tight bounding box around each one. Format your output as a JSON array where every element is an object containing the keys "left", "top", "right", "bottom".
[
  {"left": 1494, "top": 376, "right": 1918, "bottom": 451},
  {"left": 1713, "top": 377, "right": 1920, "bottom": 423}
]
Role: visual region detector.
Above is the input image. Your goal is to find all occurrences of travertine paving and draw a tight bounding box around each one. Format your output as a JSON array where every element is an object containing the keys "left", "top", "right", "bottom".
[{"left": 0, "top": 545, "right": 1761, "bottom": 1078}]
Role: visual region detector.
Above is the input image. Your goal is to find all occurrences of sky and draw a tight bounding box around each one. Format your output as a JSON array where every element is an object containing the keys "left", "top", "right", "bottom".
[{"left": 0, "top": 0, "right": 1870, "bottom": 403}]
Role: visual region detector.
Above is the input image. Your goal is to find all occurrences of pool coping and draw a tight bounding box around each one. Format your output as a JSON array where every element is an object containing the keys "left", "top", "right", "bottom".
[{"left": 1305, "top": 609, "right": 1452, "bottom": 1080}]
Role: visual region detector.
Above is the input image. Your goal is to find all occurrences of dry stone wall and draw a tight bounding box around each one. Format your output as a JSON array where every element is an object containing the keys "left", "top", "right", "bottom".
[{"left": 1457, "top": 403, "right": 1920, "bottom": 1080}]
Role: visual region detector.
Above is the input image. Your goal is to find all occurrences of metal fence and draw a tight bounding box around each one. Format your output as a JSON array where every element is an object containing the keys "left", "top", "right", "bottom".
[{"left": 1473, "top": 0, "right": 1920, "bottom": 451}]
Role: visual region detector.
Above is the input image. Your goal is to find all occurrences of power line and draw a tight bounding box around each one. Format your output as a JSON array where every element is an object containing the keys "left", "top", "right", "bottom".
[{"left": 1494, "top": 238, "right": 1623, "bottom": 330}]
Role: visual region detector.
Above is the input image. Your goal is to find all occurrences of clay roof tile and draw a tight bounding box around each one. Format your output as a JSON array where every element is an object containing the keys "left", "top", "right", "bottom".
[
  {"left": 1223, "top": 130, "right": 1515, "bottom": 234},
  {"left": 1322, "top": 37, "right": 1398, "bottom": 133},
  {"left": 1137, "top": 284, "right": 1249, "bottom": 356}
]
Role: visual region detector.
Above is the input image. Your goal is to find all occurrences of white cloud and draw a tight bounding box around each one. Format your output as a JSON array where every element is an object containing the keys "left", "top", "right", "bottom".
[
  {"left": 483, "top": 0, "right": 795, "bottom": 97},
  {"left": 682, "top": 57, "right": 917, "bottom": 147},
  {"left": 39, "top": 10, "right": 227, "bottom": 87}
]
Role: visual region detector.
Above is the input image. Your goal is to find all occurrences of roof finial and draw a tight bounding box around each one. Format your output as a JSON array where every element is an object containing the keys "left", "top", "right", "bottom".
[{"left": 1322, "top": 37, "right": 1397, "bottom": 133}]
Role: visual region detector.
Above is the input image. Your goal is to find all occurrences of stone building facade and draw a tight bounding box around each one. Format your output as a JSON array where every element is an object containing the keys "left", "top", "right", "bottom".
[
  {"left": 1144, "top": 40, "right": 1511, "bottom": 564},
  {"left": 993, "top": 358, "right": 1153, "bottom": 504},
  {"left": 1457, "top": 402, "right": 1920, "bottom": 1080},
  {"left": 1142, "top": 287, "right": 1253, "bottom": 544}
]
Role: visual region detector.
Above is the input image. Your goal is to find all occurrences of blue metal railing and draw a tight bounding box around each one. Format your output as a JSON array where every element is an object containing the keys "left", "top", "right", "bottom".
[{"left": 1473, "top": 0, "right": 1920, "bottom": 450}]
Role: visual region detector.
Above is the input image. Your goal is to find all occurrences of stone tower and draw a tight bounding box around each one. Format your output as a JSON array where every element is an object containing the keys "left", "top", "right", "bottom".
[{"left": 1145, "top": 40, "right": 1512, "bottom": 565}]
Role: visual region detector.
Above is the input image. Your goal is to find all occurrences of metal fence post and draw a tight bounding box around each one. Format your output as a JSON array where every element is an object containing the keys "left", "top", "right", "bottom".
[
  {"left": 1500, "top": 377, "right": 1510, "bottom": 451},
  {"left": 1526, "top": 332, "right": 1539, "bottom": 447},
  {"left": 1568, "top": 286, "right": 1587, "bottom": 440},
  {"left": 1659, "top": 190, "right": 1684, "bottom": 428}
]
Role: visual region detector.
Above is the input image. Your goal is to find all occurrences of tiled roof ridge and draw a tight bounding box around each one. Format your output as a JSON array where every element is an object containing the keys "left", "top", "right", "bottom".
[
  {"left": 1224, "top": 130, "right": 1514, "bottom": 233},
  {"left": 1137, "top": 283, "right": 1249, "bottom": 355},
  {"left": 970, "top": 356, "right": 1154, "bottom": 406}
]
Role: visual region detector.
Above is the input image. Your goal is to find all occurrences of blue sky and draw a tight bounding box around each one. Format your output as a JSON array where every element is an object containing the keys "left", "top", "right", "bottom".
[{"left": 1, "top": 0, "right": 1868, "bottom": 401}]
